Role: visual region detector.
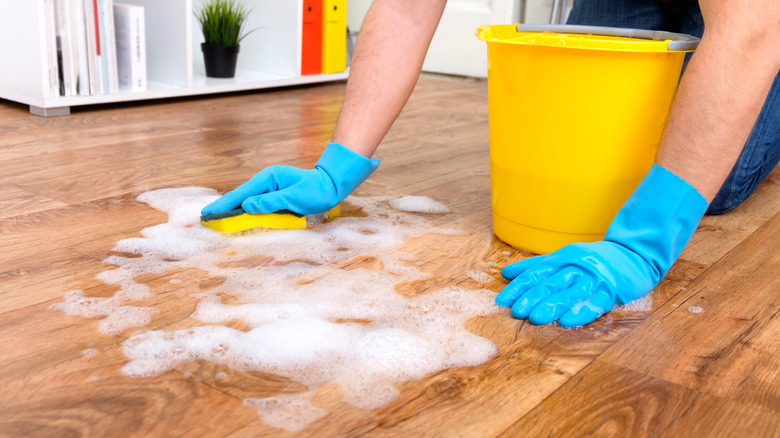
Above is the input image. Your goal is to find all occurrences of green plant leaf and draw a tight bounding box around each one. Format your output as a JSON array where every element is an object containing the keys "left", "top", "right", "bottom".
[{"left": 194, "top": 0, "right": 254, "bottom": 46}]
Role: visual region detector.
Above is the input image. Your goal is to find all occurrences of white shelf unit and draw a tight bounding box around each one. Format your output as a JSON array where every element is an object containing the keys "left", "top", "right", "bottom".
[{"left": 0, "top": 0, "right": 349, "bottom": 116}]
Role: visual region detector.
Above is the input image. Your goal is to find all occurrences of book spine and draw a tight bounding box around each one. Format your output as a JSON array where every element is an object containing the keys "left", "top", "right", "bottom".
[
  {"left": 103, "top": 0, "right": 119, "bottom": 93},
  {"left": 72, "top": 0, "right": 90, "bottom": 96},
  {"left": 97, "top": 0, "right": 109, "bottom": 93},
  {"left": 130, "top": 5, "right": 146, "bottom": 92},
  {"left": 113, "top": 4, "right": 129, "bottom": 91},
  {"left": 114, "top": 4, "right": 146, "bottom": 92},
  {"left": 84, "top": 0, "right": 100, "bottom": 94},
  {"left": 54, "top": 0, "right": 76, "bottom": 96},
  {"left": 43, "top": 0, "right": 61, "bottom": 97}
]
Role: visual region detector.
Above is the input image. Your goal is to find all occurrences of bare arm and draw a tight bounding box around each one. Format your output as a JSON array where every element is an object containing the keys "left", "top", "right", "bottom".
[
  {"left": 655, "top": 1, "right": 780, "bottom": 201},
  {"left": 331, "top": 0, "right": 448, "bottom": 158}
]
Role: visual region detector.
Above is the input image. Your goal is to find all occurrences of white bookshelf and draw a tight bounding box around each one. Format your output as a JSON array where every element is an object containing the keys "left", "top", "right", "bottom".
[{"left": 0, "top": 0, "right": 349, "bottom": 116}]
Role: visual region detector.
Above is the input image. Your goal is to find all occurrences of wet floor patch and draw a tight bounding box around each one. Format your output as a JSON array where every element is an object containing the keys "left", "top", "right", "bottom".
[{"left": 49, "top": 187, "right": 501, "bottom": 431}]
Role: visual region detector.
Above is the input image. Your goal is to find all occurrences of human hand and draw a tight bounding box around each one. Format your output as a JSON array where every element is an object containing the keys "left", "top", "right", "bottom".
[
  {"left": 496, "top": 241, "right": 658, "bottom": 327},
  {"left": 496, "top": 164, "right": 709, "bottom": 328},
  {"left": 201, "top": 143, "right": 380, "bottom": 216}
]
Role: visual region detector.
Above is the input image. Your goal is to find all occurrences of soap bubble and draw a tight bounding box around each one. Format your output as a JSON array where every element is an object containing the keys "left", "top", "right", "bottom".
[{"left": 49, "top": 187, "right": 501, "bottom": 431}]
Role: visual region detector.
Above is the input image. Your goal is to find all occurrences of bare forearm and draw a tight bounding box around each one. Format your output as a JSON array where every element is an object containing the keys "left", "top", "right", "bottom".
[
  {"left": 332, "top": 0, "right": 447, "bottom": 157},
  {"left": 655, "top": 2, "right": 780, "bottom": 202}
]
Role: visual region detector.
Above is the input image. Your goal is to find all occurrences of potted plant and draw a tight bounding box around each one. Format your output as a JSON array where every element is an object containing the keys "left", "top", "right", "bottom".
[{"left": 195, "top": 0, "right": 255, "bottom": 78}]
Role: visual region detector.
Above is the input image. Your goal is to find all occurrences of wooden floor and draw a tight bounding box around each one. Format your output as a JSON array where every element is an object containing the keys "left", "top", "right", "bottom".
[{"left": 1, "top": 76, "right": 779, "bottom": 437}]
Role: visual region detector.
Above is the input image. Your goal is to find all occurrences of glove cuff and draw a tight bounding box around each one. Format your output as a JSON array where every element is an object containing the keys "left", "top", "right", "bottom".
[
  {"left": 604, "top": 164, "right": 708, "bottom": 282},
  {"left": 316, "top": 142, "right": 380, "bottom": 201}
]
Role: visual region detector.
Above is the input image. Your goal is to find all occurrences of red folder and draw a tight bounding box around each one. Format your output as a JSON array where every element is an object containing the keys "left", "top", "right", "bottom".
[{"left": 301, "top": 0, "right": 323, "bottom": 75}]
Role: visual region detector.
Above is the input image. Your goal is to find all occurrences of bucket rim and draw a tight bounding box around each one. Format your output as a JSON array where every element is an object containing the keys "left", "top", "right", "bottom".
[{"left": 514, "top": 24, "right": 699, "bottom": 52}]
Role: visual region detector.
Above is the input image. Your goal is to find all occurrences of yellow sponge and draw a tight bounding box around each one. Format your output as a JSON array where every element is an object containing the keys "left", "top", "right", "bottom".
[{"left": 200, "top": 206, "right": 340, "bottom": 234}]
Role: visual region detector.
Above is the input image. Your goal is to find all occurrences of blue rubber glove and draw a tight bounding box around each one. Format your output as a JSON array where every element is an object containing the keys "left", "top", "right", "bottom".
[
  {"left": 495, "top": 164, "right": 709, "bottom": 328},
  {"left": 201, "top": 142, "right": 379, "bottom": 216}
]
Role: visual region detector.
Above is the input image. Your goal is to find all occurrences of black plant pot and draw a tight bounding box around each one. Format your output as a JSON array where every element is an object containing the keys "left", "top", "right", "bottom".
[{"left": 202, "top": 43, "right": 240, "bottom": 78}]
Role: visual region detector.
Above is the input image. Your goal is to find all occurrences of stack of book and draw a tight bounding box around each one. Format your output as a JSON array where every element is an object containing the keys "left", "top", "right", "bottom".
[{"left": 42, "top": 0, "right": 147, "bottom": 97}]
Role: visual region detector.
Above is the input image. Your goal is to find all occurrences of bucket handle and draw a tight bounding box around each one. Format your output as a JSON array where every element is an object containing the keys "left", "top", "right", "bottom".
[{"left": 515, "top": 24, "right": 700, "bottom": 51}]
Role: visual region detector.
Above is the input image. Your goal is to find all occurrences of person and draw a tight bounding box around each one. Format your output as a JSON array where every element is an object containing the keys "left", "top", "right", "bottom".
[{"left": 201, "top": 0, "right": 780, "bottom": 327}]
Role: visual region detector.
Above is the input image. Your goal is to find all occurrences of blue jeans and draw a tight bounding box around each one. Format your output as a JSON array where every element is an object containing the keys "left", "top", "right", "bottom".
[{"left": 567, "top": 0, "right": 780, "bottom": 214}]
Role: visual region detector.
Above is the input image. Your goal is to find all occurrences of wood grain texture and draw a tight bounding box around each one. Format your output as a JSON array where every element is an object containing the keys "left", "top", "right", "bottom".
[
  {"left": 1, "top": 75, "right": 779, "bottom": 437},
  {"left": 601, "top": 213, "right": 780, "bottom": 416},
  {"left": 500, "top": 360, "right": 780, "bottom": 438}
]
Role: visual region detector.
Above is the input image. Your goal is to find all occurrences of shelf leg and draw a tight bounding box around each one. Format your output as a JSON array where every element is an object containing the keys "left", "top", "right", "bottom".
[{"left": 29, "top": 105, "right": 70, "bottom": 117}]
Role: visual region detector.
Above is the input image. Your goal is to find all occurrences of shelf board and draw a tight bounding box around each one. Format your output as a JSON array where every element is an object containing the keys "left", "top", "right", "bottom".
[
  {"left": 11, "top": 70, "right": 349, "bottom": 110},
  {"left": 189, "top": 67, "right": 349, "bottom": 94}
]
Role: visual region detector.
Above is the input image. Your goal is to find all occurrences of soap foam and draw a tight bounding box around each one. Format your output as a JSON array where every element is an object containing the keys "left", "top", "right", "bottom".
[
  {"left": 49, "top": 187, "right": 500, "bottom": 432},
  {"left": 616, "top": 294, "right": 653, "bottom": 312},
  {"left": 245, "top": 392, "right": 328, "bottom": 432},
  {"left": 388, "top": 195, "right": 451, "bottom": 214},
  {"left": 467, "top": 270, "right": 495, "bottom": 284},
  {"left": 48, "top": 290, "right": 159, "bottom": 336},
  {"left": 81, "top": 348, "right": 99, "bottom": 359}
]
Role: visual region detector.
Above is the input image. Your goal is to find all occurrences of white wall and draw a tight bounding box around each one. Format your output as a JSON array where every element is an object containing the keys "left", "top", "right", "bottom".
[
  {"left": 347, "top": 0, "right": 372, "bottom": 31},
  {"left": 524, "top": 0, "right": 573, "bottom": 24},
  {"left": 343, "top": 0, "right": 573, "bottom": 78},
  {"left": 347, "top": 1, "right": 573, "bottom": 31}
]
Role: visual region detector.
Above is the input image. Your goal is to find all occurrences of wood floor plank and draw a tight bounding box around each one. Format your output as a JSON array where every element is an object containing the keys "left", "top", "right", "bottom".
[
  {"left": 499, "top": 360, "right": 780, "bottom": 438},
  {"left": 0, "top": 265, "right": 222, "bottom": 388},
  {"left": 0, "top": 347, "right": 257, "bottom": 437},
  {"left": 0, "top": 185, "right": 68, "bottom": 220},
  {"left": 0, "top": 248, "right": 109, "bottom": 310},
  {"left": 0, "top": 84, "right": 343, "bottom": 160},
  {"left": 0, "top": 195, "right": 167, "bottom": 263},
  {"left": 682, "top": 169, "right": 780, "bottom": 267},
  {"left": 659, "top": 391, "right": 780, "bottom": 438},
  {"left": 228, "top": 327, "right": 594, "bottom": 438},
  {"left": 1, "top": 76, "right": 778, "bottom": 437},
  {"left": 498, "top": 361, "right": 700, "bottom": 437},
  {"left": 600, "top": 212, "right": 780, "bottom": 416}
]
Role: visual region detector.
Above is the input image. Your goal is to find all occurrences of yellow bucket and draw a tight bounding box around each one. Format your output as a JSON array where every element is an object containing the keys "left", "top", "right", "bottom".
[{"left": 476, "top": 24, "right": 698, "bottom": 254}]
